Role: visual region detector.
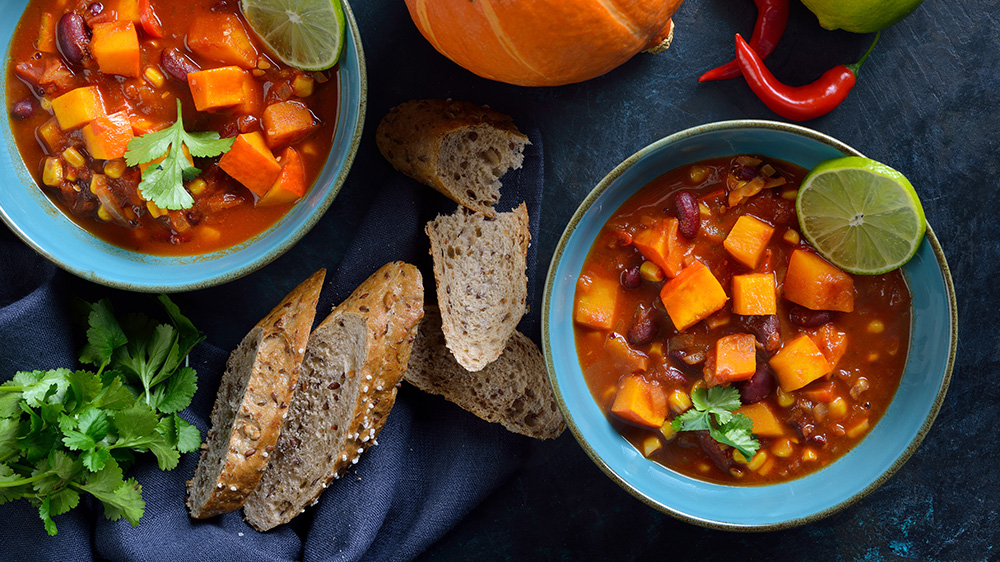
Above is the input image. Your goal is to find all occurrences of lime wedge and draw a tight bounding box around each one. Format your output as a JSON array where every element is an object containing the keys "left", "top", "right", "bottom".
[
  {"left": 796, "top": 156, "right": 926, "bottom": 275},
  {"left": 241, "top": 0, "right": 345, "bottom": 71}
]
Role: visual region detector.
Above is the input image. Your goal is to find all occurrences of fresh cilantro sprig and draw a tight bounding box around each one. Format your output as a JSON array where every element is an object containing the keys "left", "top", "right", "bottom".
[
  {"left": 0, "top": 297, "right": 203, "bottom": 535},
  {"left": 671, "top": 386, "right": 760, "bottom": 459},
  {"left": 125, "top": 99, "right": 235, "bottom": 210}
]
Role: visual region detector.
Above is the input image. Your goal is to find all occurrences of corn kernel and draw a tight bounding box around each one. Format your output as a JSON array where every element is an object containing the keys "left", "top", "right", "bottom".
[
  {"left": 39, "top": 97, "right": 52, "bottom": 111},
  {"left": 42, "top": 157, "right": 64, "bottom": 186},
  {"left": 757, "top": 458, "right": 776, "bottom": 476},
  {"left": 639, "top": 261, "right": 664, "bottom": 282},
  {"left": 62, "top": 147, "right": 85, "bottom": 168},
  {"left": 668, "top": 389, "right": 692, "bottom": 414},
  {"left": 828, "top": 397, "right": 848, "bottom": 419},
  {"left": 292, "top": 74, "right": 315, "bottom": 97},
  {"left": 602, "top": 385, "right": 616, "bottom": 404},
  {"left": 729, "top": 467, "right": 745, "bottom": 479},
  {"left": 747, "top": 450, "right": 768, "bottom": 471},
  {"left": 161, "top": 92, "right": 171, "bottom": 100},
  {"left": 697, "top": 462, "right": 712, "bottom": 473},
  {"left": 65, "top": 167, "right": 78, "bottom": 182},
  {"left": 688, "top": 165, "right": 709, "bottom": 184},
  {"left": 699, "top": 201, "right": 711, "bottom": 217},
  {"left": 780, "top": 188, "right": 798, "bottom": 200},
  {"left": 104, "top": 159, "right": 126, "bottom": 179},
  {"left": 188, "top": 178, "right": 208, "bottom": 196},
  {"left": 776, "top": 387, "right": 795, "bottom": 408},
  {"left": 251, "top": 69, "right": 266, "bottom": 78},
  {"left": 199, "top": 226, "right": 222, "bottom": 244},
  {"left": 783, "top": 229, "right": 800, "bottom": 245},
  {"left": 846, "top": 418, "right": 870, "bottom": 438},
  {"left": 641, "top": 435, "right": 662, "bottom": 457},
  {"left": 801, "top": 448, "right": 818, "bottom": 462},
  {"left": 867, "top": 352, "right": 880, "bottom": 363},
  {"left": 867, "top": 319, "right": 885, "bottom": 334},
  {"left": 301, "top": 142, "right": 318, "bottom": 156},
  {"left": 771, "top": 437, "right": 795, "bottom": 458},
  {"left": 705, "top": 310, "right": 730, "bottom": 329},
  {"left": 97, "top": 205, "right": 113, "bottom": 222},
  {"left": 649, "top": 342, "right": 664, "bottom": 358},
  {"left": 146, "top": 200, "right": 167, "bottom": 219},
  {"left": 733, "top": 450, "right": 748, "bottom": 464},
  {"left": 690, "top": 379, "right": 705, "bottom": 394},
  {"left": 257, "top": 57, "right": 272, "bottom": 70},
  {"left": 660, "top": 420, "right": 676, "bottom": 441},
  {"left": 143, "top": 66, "right": 166, "bottom": 88}
]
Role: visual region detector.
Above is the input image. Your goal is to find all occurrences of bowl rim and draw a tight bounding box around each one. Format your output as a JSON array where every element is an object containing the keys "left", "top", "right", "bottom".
[
  {"left": 541, "top": 119, "right": 958, "bottom": 531},
  {"left": 0, "top": 0, "right": 367, "bottom": 293}
]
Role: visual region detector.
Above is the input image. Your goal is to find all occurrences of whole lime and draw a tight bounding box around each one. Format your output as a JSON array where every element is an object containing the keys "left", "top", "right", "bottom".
[{"left": 800, "top": 0, "right": 924, "bottom": 33}]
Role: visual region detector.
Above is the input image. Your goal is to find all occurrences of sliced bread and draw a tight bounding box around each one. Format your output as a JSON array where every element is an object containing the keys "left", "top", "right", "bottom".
[
  {"left": 243, "top": 262, "right": 424, "bottom": 531},
  {"left": 426, "top": 203, "right": 530, "bottom": 372},
  {"left": 186, "top": 270, "right": 325, "bottom": 519},
  {"left": 405, "top": 306, "right": 564, "bottom": 440},
  {"left": 376, "top": 99, "right": 529, "bottom": 217}
]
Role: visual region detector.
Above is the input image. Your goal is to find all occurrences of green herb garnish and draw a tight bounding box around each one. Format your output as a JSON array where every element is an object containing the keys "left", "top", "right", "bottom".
[
  {"left": 125, "top": 99, "right": 235, "bottom": 210},
  {"left": 671, "top": 386, "right": 760, "bottom": 460},
  {"left": 0, "top": 296, "right": 204, "bottom": 535}
]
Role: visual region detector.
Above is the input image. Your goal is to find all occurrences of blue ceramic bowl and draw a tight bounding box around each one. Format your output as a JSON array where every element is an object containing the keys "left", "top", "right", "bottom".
[
  {"left": 0, "top": 0, "right": 366, "bottom": 292},
  {"left": 543, "top": 121, "right": 957, "bottom": 530}
]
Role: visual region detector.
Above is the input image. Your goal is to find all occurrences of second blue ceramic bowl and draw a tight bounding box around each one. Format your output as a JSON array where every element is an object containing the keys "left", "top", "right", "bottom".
[{"left": 543, "top": 120, "right": 957, "bottom": 530}]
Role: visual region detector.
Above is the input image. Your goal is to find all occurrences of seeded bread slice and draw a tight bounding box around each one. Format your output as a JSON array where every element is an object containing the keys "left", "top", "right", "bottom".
[
  {"left": 405, "top": 306, "right": 564, "bottom": 440},
  {"left": 376, "top": 99, "right": 529, "bottom": 218},
  {"left": 426, "top": 203, "right": 530, "bottom": 372},
  {"left": 186, "top": 270, "right": 325, "bottom": 519},
  {"left": 243, "top": 262, "right": 424, "bottom": 532}
]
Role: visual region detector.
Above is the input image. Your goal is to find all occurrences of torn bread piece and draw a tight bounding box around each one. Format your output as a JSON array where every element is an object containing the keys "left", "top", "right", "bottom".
[
  {"left": 244, "top": 262, "right": 424, "bottom": 531},
  {"left": 426, "top": 203, "right": 530, "bottom": 372},
  {"left": 405, "top": 306, "right": 564, "bottom": 440},
  {"left": 187, "top": 270, "right": 325, "bottom": 519},
  {"left": 376, "top": 99, "right": 529, "bottom": 217}
]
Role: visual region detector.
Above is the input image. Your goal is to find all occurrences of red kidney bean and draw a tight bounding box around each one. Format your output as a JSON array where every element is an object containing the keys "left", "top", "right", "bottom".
[
  {"left": 626, "top": 308, "right": 659, "bottom": 346},
  {"left": 57, "top": 13, "right": 89, "bottom": 65},
  {"left": 788, "top": 306, "right": 833, "bottom": 327},
  {"left": 658, "top": 366, "right": 689, "bottom": 386},
  {"left": 736, "top": 314, "right": 781, "bottom": 353},
  {"left": 619, "top": 265, "right": 641, "bottom": 289},
  {"left": 736, "top": 164, "right": 758, "bottom": 181},
  {"left": 237, "top": 114, "right": 259, "bottom": 133},
  {"left": 736, "top": 363, "right": 776, "bottom": 404},
  {"left": 88, "top": 2, "right": 104, "bottom": 16},
  {"left": 697, "top": 431, "right": 734, "bottom": 472},
  {"left": 160, "top": 48, "right": 201, "bottom": 81},
  {"left": 674, "top": 190, "right": 700, "bottom": 239},
  {"left": 11, "top": 99, "right": 34, "bottom": 120}
]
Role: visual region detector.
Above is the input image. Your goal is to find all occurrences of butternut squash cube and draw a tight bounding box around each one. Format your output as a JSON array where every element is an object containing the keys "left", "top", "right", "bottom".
[
  {"left": 262, "top": 101, "right": 319, "bottom": 148},
  {"left": 574, "top": 273, "right": 620, "bottom": 330},
  {"left": 737, "top": 402, "right": 786, "bottom": 437},
  {"left": 732, "top": 273, "right": 777, "bottom": 315},
  {"left": 631, "top": 217, "right": 689, "bottom": 278},
  {"left": 51, "top": 86, "right": 104, "bottom": 131},
  {"left": 218, "top": 132, "right": 282, "bottom": 197},
  {"left": 236, "top": 74, "right": 263, "bottom": 115},
  {"left": 187, "top": 66, "right": 252, "bottom": 112},
  {"left": 258, "top": 148, "right": 307, "bottom": 206},
  {"left": 769, "top": 334, "right": 833, "bottom": 392},
  {"left": 37, "top": 117, "right": 65, "bottom": 152},
  {"left": 811, "top": 323, "right": 848, "bottom": 367},
  {"left": 610, "top": 375, "right": 668, "bottom": 429},
  {"left": 723, "top": 215, "right": 775, "bottom": 269},
  {"left": 187, "top": 14, "right": 258, "bottom": 69},
  {"left": 91, "top": 21, "right": 141, "bottom": 77},
  {"left": 82, "top": 110, "right": 134, "bottom": 160},
  {"left": 113, "top": 0, "right": 141, "bottom": 22},
  {"left": 783, "top": 249, "right": 854, "bottom": 312},
  {"left": 713, "top": 333, "right": 757, "bottom": 383},
  {"left": 659, "top": 261, "right": 728, "bottom": 332}
]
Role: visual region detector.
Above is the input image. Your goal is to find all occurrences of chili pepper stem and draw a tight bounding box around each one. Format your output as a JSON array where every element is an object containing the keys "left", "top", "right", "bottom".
[{"left": 846, "top": 31, "right": 881, "bottom": 76}]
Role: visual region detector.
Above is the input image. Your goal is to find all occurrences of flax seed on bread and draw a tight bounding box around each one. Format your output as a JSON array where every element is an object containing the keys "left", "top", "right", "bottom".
[
  {"left": 376, "top": 99, "right": 529, "bottom": 217},
  {"left": 186, "top": 270, "right": 325, "bottom": 519},
  {"left": 243, "top": 262, "right": 424, "bottom": 531}
]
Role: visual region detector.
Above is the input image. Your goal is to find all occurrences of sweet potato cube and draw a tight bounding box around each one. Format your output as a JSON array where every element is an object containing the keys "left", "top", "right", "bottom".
[
  {"left": 187, "top": 67, "right": 252, "bottom": 112},
  {"left": 218, "top": 132, "right": 282, "bottom": 197},
  {"left": 631, "top": 217, "right": 689, "bottom": 278},
  {"left": 82, "top": 110, "right": 134, "bottom": 160},
  {"left": 659, "top": 261, "right": 728, "bottom": 332},
  {"left": 800, "top": 380, "right": 836, "bottom": 403},
  {"left": 713, "top": 333, "right": 758, "bottom": 383},
  {"left": 258, "top": 148, "right": 307, "bottom": 206},
  {"left": 737, "top": 402, "right": 786, "bottom": 437},
  {"left": 723, "top": 215, "right": 775, "bottom": 269},
  {"left": 610, "top": 375, "right": 667, "bottom": 429},
  {"left": 732, "top": 273, "right": 777, "bottom": 315},
  {"left": 91, "top": 21, "right": 141, "bottom": 77},
  {"left": 262, "top": 101, "right": 319, "bottom": 148},
  {"left": 605, "top": 333, "right": 649, "bottom": 373},
  {"left": 769, "top": 334, "right": 833, "bottom": 392},
  {"left": 574, "top": 274, "right": 620, "bottom": 330},
  {"left": 37, "top": 118, "right": 66, "bottom": 152},
  {"left": 38, "top": 12, "right": 58, "bottom": 53},
  {"left": 187, "top": 14, "right": 257, "bottom": 69},
  {"left": 236, "top": 75, "right": 263, "bottom": 115},
  {"left": 114, "top": 0, "right": 141, "bottom": 22},
  {"left": 812, "top": 324, "right": 848, "bottom": 367},
  {"left": 783, "top": 249, "right": 855, "bottom": 312},
  {"left": 51, "top": 86, "right": 104, "bottom": 130}
]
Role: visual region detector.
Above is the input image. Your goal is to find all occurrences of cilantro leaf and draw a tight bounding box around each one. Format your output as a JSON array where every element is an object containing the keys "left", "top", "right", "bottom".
[
  {"left": 671, "top": 386, "right": 760, "bottom": 460},
  {"left": 125, "top": 100, "right": 234, "bottom": 210},
  {"left": 94, "top": 372, "right": 137, "bottom": 412},
  {"left": 174, "top": 416, "right": 201, "bottom": 454},
  {"left": 158, "top": 295, "right": 204, "bottom": 355},
  {"left": 113, "top": 403, "right": 160, "bottom": 447},
  {"left": 81, "top": 447, "right": 111, "bottom": 472},
  {"left": 77, "top": 408, "right": 111, "bottom": 442},
  {"left": 14, "top": 370, "right": 72, "bottom": 407},
  {"left": 711, "top": 413, "right": 760, "bottom": 460},
  {"left": 61, "top": 430, "right": 94, "bottom": 451},
  {"left": 79, "top": 300, "right": 127, "bottom": 369},
  {"left": 0, "top": 388, "right": 20, "bottom": 419},
  {"left": 156, "top": 367, "right": 197, "bottom": 414},
  {"left": 75, "top": 459, "right": 144, "bottom": 526},
  {"left": 0, "top": 463, "right": 29, "bottom": 504},
  {"left": 65, "top": 370, "right": 104, "bottom": 414}
]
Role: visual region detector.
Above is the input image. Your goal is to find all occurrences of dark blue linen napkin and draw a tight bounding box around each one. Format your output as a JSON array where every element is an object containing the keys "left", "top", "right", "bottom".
[{"left": 0, "top": 131, "right": 543, "bottom": 562}]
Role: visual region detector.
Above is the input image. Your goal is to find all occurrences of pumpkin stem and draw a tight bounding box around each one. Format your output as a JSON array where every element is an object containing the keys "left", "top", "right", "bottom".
[{"left": 643, "top": 18, "right": 674, "bottom": 54}]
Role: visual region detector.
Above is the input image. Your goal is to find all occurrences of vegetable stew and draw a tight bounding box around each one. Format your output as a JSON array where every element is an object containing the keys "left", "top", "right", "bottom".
[
  {"left": 6, "top": 0, "right": 339, "bottom": 255},
  {"left": 573, "top": 156, "right": 910, "bottom": 485}
]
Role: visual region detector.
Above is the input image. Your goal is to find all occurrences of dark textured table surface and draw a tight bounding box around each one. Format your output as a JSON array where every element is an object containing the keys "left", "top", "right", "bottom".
[{"left": 22, "top": 0, "right": 997, "bottom": 559}]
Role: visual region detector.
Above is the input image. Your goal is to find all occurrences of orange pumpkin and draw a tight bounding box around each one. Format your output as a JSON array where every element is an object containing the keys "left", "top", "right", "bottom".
[{"left": 404, "top": 0, "right": 684, "bottom": 87}]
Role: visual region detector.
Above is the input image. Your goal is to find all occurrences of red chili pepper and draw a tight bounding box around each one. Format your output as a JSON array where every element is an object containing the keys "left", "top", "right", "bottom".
[
  {"left": 699, "top": 0, "right": 789, "bottom": 82},
  {"left": 734, "top": 32, "right": 879, "bottom": 122}
]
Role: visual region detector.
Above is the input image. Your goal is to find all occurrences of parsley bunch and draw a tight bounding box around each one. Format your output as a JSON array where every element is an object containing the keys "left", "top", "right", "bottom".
[
  {"left": 0, "top": 296, "right": 204, "bottom": 535},
  {"left": 671, "top": 386, "right": 760, "bottom": 459}
]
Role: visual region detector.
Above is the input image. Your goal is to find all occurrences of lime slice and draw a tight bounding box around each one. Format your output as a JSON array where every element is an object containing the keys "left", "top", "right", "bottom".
[
  {"left": 800, "top": 0, "right": 923, "bottom": 33},
  {"left": 796, "top": 156, "right": 926, "bottom": 275},
  {"left": 241, "top": 0, "right": 345, "bottom": 71}
]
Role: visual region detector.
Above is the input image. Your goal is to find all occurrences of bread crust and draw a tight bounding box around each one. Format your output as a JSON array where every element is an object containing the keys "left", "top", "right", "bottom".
[
  {"left": 186, "top": 270, "right": 325, "bottom": 519},
  {"left": 244, "top": 262, "right": 424, "bottom": 531}
]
